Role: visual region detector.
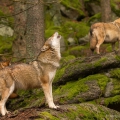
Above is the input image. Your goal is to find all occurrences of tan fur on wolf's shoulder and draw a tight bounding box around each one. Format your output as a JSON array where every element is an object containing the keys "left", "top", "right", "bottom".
[{"left": 89, "top": 18, "right": 120, "bottom": 54}]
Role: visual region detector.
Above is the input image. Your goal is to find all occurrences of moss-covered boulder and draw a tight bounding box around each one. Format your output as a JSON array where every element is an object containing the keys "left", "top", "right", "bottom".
[
  {"left": 38, "top": 103, "right": 120, "bottom": 120},
  {"left": 54, "top": 52, "right": 120, "bottom": 85},
  {"left": 54, "top": 74, "right": 109, "bottom": 104}
]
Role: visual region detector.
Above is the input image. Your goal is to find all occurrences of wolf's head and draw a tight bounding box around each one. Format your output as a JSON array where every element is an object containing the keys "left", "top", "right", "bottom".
[{"left": 41, "top": 32, "right": 61, "bottom": 52}]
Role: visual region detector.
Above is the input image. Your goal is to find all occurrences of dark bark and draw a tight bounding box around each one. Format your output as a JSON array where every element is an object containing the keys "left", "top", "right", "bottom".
[
  {"left": 13, "top": 1, "right": 27, "bottom": 60},
  {"left": 25, "top": 0, "right": 45, "bottom": 62},
  {"left": 101, "top": 0, "right": 111, "bottom": 22},
  {"left": 13, "top": 0, "right": 45, "bottom": 62}
]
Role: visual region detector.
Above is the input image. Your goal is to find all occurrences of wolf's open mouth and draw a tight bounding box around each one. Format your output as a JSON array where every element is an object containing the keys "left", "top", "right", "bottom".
[{"left": 57, "top": 35, "right": 61, "bottom": 38}]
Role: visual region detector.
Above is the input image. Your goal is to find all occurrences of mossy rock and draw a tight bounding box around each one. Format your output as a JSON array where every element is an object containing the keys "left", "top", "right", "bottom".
[
  {"left": 0, "top": 35, "right": 15, "bottom": 54},
  {"left": 54, "top": 74, "right": 109, "bottom": 104},
  {"left": 104, "top": 77, "right": 120, "bottom": 97},
  {"left": 54, "top": 55, "right": 108, "bottom": 85},
  {"left": 8, "top": 89, "right": 45, "bottom": 111},
  {"left": 38, "top": 103, "right": 120, "bottom": 120},
  {"left": 104, "top": 95, "right": 120, "bottom": 106},
  {"left": 110, "top": 68, "right": 120, "bottom": 79},
  {"left": 62, "top": 45, "right": 90, "bottom": 57}
]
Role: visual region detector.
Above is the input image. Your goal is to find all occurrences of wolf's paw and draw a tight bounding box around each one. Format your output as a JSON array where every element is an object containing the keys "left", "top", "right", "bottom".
[
  {"left": 49, "top": 104, "right": 60, "bottom": 109},
  {"left": 6, "top": 110, "right": 11, "bottom": 114}
]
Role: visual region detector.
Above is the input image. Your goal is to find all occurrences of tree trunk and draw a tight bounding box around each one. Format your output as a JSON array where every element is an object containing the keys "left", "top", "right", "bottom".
[
  {"left": 25, "top": 0, "right": 45, "bottom": 62},
  {"left": 12, "top": 1, "right": 27, "bottom": 60},
  {"left": 101, "top": 0, "right": 111, "bottom": 22},
  {"left": 13, "top": 0, "right": 45, "bottom": 62}
]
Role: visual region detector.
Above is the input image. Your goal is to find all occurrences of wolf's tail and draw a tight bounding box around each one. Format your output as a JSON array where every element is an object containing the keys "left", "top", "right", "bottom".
[
  {"left": 89, "top": 28, "right": 97, "bottom": 52},
  {"left": 90, "top": 28, "right": 93, "bottom": 36}
]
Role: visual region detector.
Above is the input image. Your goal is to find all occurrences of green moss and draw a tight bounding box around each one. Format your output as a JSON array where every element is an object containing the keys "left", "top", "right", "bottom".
[
  {"left": 115, "top": 55, "right": 120, "bottom": 61},
  {"left": 87, "top": 13, "right": 101, "bottom": 25},
  {"left": 86, "top": 74, "right": 109, "bottom": 91},
  {"left": 0, "top": 10, "right": 14, "bottom": 28},
  {"left": 63, "top": 103, "right": 115, "bottom": 120},
  {"left": 94, "top": 57, "right": 107, "bottom": 68},
  {"left": 63, "top": 21, "right": 90, "bottom": 38},
  {"left": 110, "top": 68, "right": 120, "bottom": 79},
  {"left": 70, "top": 46, "right": 85, "bottom": 51},
  {"left": 54, "top": 55, "right": 76, "bottom": 83},
  {"left": 111, "top": 0, "right": 120, "bottom": 16},
  {"left": 54, "top": 74, "right": 109, "bottom": 104},
  {"left": 104, "top": 95, "right": 120, "bottom": 106},
  {"left": 38, "top": 103, "right": 112, "bottom": 120},
  {"left": 54, "top": 67, "right": 66, "bottom": 83},
  {"left": 63, "top": 44, "right": 90, "bottom": 57},
  {"left": 0, "top": 35, "right": 15, "bottom": 54},
  {"left": 110, "top": 78, "right": 120, "bottom": 95},
  {"left": 62, "top": 50, "right": 70, "bottom": 57},
  {"left": 61, "top": 0, "right": 84, "bottom": 16},
  {"left": 54, "top": 80, "right": 89, "bottom": 103},
  {"left": 39, "top": 111, "right": 59, "bottom": 120},
  {"left": 61, "top": 55, "right": 75, "bottom": 62},
  {"left": 8, "top": 89, "right": 45, "bottom": 110}
]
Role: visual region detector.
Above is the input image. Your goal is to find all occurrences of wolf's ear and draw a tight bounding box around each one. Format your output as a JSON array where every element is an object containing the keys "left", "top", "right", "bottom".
[{"left": 41, "top": 45, "right": 50, "bottom": 51}]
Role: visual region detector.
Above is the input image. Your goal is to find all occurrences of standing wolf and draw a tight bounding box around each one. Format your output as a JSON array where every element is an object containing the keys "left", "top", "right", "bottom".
[
  {"left": 89, "top": 18, "right": 120, "bottom": 54},
  {"left": 0, "top": 32, "right": 61, "bottom": 116}
]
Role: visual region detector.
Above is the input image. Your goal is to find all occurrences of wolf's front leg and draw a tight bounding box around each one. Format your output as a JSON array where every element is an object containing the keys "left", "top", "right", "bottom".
[
  {"left": 41, "top": 82, "right": 58, "bottom": 109},
  {"left": 0, "top": 82, "right": 15, "bottom": 116}
]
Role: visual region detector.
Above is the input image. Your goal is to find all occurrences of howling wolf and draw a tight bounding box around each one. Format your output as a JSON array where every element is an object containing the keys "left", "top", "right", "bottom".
[{"left": 0, "top": 32, "right": 61, "bottom": 116}]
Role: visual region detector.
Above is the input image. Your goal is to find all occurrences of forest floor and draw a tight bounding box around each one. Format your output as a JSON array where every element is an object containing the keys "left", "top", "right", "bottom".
[{"left": 0, "top": 107, "right": 42, "bottom": 120}]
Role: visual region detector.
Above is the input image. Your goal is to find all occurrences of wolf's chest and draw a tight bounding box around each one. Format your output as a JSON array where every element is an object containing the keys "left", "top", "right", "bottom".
[{"left": 48, "top": 70, "right": 56, "bottom": 81}]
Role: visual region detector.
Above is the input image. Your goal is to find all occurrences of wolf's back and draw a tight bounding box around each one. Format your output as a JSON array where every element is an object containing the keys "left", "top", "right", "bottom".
[{"left": 0, "top": 63, "right": 40, "bottom": 90}]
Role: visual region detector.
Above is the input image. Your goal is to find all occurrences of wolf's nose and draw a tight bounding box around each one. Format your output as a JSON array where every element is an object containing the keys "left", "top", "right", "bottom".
[{"left": 54, "top": 32, "right": 58, "bottom": 36}]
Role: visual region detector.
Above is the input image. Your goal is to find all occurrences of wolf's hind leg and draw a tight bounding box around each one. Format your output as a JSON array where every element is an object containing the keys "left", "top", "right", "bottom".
[
  {"left": 0, "top": 82, "right": 15, "bottom": 116},
  {"left": 96, "top": 37, "right": 104, "bottom": 54}
]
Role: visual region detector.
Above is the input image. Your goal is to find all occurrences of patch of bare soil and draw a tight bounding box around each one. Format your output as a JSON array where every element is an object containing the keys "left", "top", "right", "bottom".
[{"left": 0, "top": 107, "right": 41, "bottom": 120}]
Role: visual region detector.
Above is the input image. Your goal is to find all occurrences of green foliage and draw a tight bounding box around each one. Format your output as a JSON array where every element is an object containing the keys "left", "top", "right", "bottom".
[
  {"left": 62, "top": 45, "right": 89, "bottom": 57},
  {"left": 0, "top": 35, "right": 15, "bottom": 54},
  {"left": 62, "top": 21, "right": 90, "bottom": 38},
  {"left": 39, "top": 111, "right": 59, "bottom": 120},
  {"left": 61, "top": 0, "right": 84, "bottom": 16},
  {"left": 87, "top": 13, "right": 101, "bottom": 25},
  {"left": 0, "top": 10, "right": 14, "bottom": 28},
  {"left": 111, "top": 0, "right": 120, "bottom": 16}
]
